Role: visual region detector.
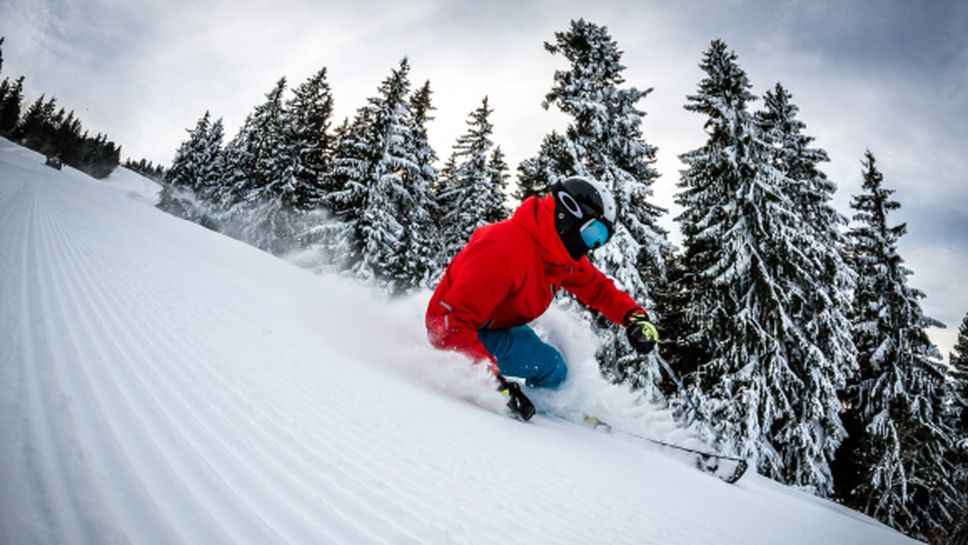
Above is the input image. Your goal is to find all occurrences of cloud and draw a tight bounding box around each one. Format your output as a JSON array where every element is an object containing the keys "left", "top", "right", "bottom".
[{"left": 904, "top": 240, "right": 968, "bottom": 360}]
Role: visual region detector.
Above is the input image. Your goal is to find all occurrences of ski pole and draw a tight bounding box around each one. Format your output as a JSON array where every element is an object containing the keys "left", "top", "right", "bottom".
[{"left": 655, "top": 354, "right": 700, "bottom": 415}]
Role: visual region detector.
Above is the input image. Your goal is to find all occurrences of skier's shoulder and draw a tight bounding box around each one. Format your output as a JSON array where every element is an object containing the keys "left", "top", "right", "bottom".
[
  {"left": 464, "top": 220, "right": 535, "bottom": 266},
  {"left": 470, "top": 218, "right": 529, "bottom": 248}
]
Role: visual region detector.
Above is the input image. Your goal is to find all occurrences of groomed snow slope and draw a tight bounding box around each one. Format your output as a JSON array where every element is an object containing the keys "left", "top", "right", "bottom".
[{"left": 0, "top": 139, "right": 919, "bottom": 545}]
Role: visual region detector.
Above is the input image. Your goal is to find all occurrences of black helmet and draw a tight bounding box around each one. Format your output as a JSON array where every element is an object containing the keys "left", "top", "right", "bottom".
[{"left": 550, "top": 176, "right": 617, "bottom": 260}]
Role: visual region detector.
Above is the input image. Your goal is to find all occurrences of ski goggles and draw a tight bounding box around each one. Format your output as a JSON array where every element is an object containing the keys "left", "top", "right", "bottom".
[{"left": 580, "top": 218, "right": 613, "bottom": 250}]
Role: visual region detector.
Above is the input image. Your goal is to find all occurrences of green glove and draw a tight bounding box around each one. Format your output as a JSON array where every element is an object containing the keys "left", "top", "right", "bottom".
[{"left": 625, "top": 311, "right": 659, "bottom": 355}]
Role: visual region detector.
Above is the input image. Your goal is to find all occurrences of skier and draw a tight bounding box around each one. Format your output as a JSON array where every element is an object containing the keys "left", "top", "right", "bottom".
[{"left": 426, "top": 176, "right": 660, "bottom": 419}]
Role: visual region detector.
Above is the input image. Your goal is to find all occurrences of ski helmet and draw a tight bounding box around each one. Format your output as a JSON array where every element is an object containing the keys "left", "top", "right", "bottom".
[{"left": 550, "top": 176, "right": 617, "bottom": 260}]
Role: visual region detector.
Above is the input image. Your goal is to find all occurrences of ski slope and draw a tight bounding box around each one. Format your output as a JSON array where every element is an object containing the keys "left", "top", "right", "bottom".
[{"left": 0, "top": 139, "right": 919, "bottom": 545}]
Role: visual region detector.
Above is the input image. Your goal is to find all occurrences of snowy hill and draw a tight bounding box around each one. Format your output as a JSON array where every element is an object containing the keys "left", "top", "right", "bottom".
[{"left": 0, "top": 138, "right": 919, "bottom": 545}]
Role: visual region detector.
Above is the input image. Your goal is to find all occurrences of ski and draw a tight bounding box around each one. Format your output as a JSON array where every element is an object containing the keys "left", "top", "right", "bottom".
[{"left": 580, "top": 415, "right": 748, "bottom": 484}]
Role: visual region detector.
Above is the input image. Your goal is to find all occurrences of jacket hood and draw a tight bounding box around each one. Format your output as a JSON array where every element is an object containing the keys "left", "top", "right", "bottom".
[{"left": 511, "top": 195, "right": 575, "bottom": 267}]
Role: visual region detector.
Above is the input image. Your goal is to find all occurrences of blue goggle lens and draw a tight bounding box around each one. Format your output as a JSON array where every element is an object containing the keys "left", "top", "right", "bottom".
[{"left": 580, "top": 219, "right": 610, "bottom": 249}]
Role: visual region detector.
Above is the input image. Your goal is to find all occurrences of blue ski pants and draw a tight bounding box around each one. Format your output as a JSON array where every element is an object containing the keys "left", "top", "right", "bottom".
[{"left": 478, "top": 325, "right": 568, "bottom": 389}]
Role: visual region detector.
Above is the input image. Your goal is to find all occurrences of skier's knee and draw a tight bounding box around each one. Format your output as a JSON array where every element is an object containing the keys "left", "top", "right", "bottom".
[
  {"left": 530, "top": 352, "right": 567, "bottom": 389},
  {"left": 543, "top": 359, "right": 568, "bottom": 389}
]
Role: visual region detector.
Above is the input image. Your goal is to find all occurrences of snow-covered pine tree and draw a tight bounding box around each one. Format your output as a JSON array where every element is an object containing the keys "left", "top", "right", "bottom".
[
  {"left": 432, "top": 154, "right": 456, "bottom": 196},
  {"left": 839, "top": 150, "right": 953, "bottom": 539},
  {"left": 949, "top": 313, "right": 968, "bottom": 449},
  {"left": 0, "top": 78, "right": 9, "bottom": 107},
  {"left": 54, "top": 110, "right": 82, "bottom": 166},
  {"left": 437, "top": 96, "right": 501, "bottom": 262},
  {"left": 192, "top": 118, "right": 225, "bottom": 228},
  {"left": 214, "top": 78, "right": 293, "bottom": 252},
  {"left": 540, "top": 19, "right": 669, "bottom": 391},
  {"left": 236, "top": 68, "right": 337, "bottom": 254},
  {"left": 159, "top": 111, "right": 210, "bottom": 210},
  {"left": 13, "top": 94, "right": 50, "bottom": 146},
  {"left": 49, "top": 106, "right": 66, "bottom": 140},
  {"left": 484, "top": 145, "right": 510, "bottom": 223},
  {"left": 245, "top": 78, "right": 289, "bottom": 206},
  {"left": 216, "top": 114, "right": 255, "bottom": 212},
  {"left": 394, "top": 79, "right": 441, "bottom": 291},
  {"left": 124, "top": 157, "right": 166, "bottom": 182},
  {"left": 320, "top": 112, "right": 372, "bottom": 270},
  {"left": 0, "top": 75, "right": 23, "bottom": 135},
  {"left": 284, "top": 118, "right": 356, "bottom": 272},
  {"left": 324, "top": 59, "right": 420, "bottom": 291},
  {"left": 940, "top": 312, "right": 968, "bottom": 543},
  {"left": 158, "top": 111, "right": 220, "bottom": 222},
  {"left": 311, "top": 114, "right": 350, "bottom": 206},
  {"left": 223, "top": 78, "right": 288, "bottom": 209},
  {"left": 280, "top": 67, "right": 335, "bottom": 211},
  {"left": 41, "top": 103, "right": 64, "bottom": 157},
  {"left": 672, "top": 40, "right": 853, "bottom": 493},
  {"left": 753, "top": 82, "right": 857, "bottom": 493},
  {"left": 316, "top": 116, "right": 352, "bottom": 211},
  {"left": 515, "top": 131, "right": 572, "bottom": 202}
]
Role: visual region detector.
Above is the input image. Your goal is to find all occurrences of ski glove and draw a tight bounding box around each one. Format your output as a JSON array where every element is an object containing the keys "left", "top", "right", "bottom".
[
  {"left": 625, "top": 311, "right": 659, "bottom": 355},
  {"left": 498, "top": 376, "right": 535, "bottom": 421}
]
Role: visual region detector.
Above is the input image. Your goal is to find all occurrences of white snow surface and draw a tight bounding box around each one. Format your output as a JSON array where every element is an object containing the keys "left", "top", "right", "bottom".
[{"left": 0, "top": 139, "right": 918, "bottom": 544}]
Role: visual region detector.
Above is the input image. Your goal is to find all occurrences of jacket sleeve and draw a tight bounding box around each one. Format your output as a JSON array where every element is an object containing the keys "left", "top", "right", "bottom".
[
  {"left": 430, "top": 240, "right": 520, "bottom": 373},
  {"left": 561, "top": 258, "right": 644, "bottom": 325}
]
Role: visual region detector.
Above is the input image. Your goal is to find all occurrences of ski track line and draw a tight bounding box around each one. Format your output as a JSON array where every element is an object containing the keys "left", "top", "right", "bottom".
[
  {"left": 56, "top": 230, "right": 490, "bottom": 545},
  {"left": 0, "top": 178, "right": 30, "bottom": 273},
  {"left": 32, "top": 200, "right": 114, "bottom": 540},
  {"left": 0, "top": 176, "right": 23, "bottom": 213},
  {"left": 38, "top": 190, "right": 268, "bottom": 545},
  {"left": 54, "top": 250, "right": 415, "bottom": 545},
  {"left": 32, "top": 193, "right": 116, "bottom": 528},
  {"left": 41, "top": 189, "right": 431, "bottom": 545},
  {"left": 31, "top": 186, "right": 235, "bottom": 544},
  {"left": 0, "top": 179, "right": 19, "bottom": 203},
  {"left": 17, "top": 186, "right": 93, "bottom": 544},
  {"left": 0, "top": 179, "right": 29, "bottom": 261},
  {"left": 42, "top": 191, "right": 311, "bottom": 545},
  {"left": 132, "top": 337, "right": 463, "bottom": 545},
  {"left": 0, "top": 183, "right": 54, "bottom": 545},
  {"left": 33, "top": 188, "right": 191, "bottom": 545}
]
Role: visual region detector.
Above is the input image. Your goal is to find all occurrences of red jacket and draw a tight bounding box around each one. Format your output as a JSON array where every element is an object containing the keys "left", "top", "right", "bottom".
[{"left": 426, "top": 195, "right": 644, "bottom": 372}]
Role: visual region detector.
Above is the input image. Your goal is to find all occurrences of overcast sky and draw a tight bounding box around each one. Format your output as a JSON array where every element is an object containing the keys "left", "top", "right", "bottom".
[{"left": 2, "top": 0, "right": 966, "bottom": 360}]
